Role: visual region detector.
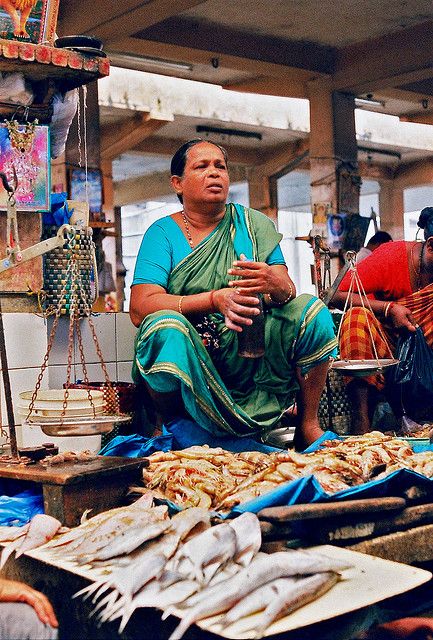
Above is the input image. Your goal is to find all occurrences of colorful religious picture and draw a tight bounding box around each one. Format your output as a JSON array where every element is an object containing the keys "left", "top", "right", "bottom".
[
  {"left": 0, "top": 121, "right": 50, "bottom": 211},
  {"left": 327, "top": 213, "right": 347, "bottom": 250},
  {"left": 0, "top": 0, "right": 59, "bottom": 44},
  {"left": 70, "top": 168, "right": 103, "bottom": 219}
]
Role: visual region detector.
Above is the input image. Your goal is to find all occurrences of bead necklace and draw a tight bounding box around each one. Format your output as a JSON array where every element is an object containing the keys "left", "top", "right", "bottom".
[{"left": 181, "top": 211, "right": 194, "bottom": 248}]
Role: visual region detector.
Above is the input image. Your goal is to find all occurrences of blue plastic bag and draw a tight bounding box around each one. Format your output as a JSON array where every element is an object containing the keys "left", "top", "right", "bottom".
[{"left": 0, "top": 490, "right": 44, "bottom": 527}]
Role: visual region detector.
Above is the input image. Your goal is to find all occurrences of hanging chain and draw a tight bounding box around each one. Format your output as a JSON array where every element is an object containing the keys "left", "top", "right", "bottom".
[{"left": 26, "top": 225, "right": 119, "bottom": 421}]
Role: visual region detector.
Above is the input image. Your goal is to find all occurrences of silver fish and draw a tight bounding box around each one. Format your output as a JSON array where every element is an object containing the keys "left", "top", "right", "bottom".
[
  {"left": 219, "top": 577, "right": 297, "bottom": 628},
  {"left": 0, "top": 514, "right": 61, "bottom": 569},
  {"left": 228, "top": 512, "right": 261, "bottom": 566},
  {"left": 174, "top": 522, "right": 237, "bottom": 584},
  {"left": 252, "top": 571, "right": 339, "bottom": 638},
  {"left": 168, "top": 550, "right": 351, "bottom": 640},
  {"left": 75, "top": 519, "right": 171, "bottom": 564}
]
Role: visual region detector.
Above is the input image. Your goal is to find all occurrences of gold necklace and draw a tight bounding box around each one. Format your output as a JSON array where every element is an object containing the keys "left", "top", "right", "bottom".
[{"left": 181, "top": 211, "right": 194, "bottom": 248}]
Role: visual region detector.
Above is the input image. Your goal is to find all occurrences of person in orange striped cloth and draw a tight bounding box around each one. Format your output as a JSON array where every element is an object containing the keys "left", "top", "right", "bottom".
[{"left": 331, "top": 208, "right": 433, "bottom": 434}]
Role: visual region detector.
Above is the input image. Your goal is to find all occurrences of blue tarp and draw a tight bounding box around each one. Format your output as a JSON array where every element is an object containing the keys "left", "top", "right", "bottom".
[
  {"left": 0, "top": 490, "right": 44, "bottom": 527},
  {"left": 100, "top": 421, "right": 433, "bottom": 516}
]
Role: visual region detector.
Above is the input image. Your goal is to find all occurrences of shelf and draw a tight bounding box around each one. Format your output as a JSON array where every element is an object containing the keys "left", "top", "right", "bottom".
[
  {"left": 89, "top": 222, "right": 115, "bottom": 229},
  {"left": 0, "top": 40, "right": 109, "bottom": 92}
]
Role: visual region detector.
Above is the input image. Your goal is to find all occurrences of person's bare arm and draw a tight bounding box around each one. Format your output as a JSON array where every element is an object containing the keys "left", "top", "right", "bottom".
[
  {"left": 331, "top": 291, "right": 416, "bottom": 333},
  {"left": 0, "top": 578, "right": 58, "bottom": 628},
  {"left": 129, "top": 283, "right": 259, "bottom": 329}
]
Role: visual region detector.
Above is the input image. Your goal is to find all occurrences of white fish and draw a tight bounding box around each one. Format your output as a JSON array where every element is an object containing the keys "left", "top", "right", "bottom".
[
  {"left": 174, "top": 522, "right": 237, "bottom": 584},
  {"left": 228, "top": 512, "right": 261, "bottom": 566},
  {"left": 219, "top": 577, "right": 297, "bottom": 628},
  {"left": 45, "top": 495, "right": 161, "bottom": 551},
  {"left": 75, "top": 519, "right": 171, "bottom": 564},
  {"left": 0, "top": 525, "right": 26, "bottom": 542},
  {"left": 168, "top": 550, "right": 351, "bottom": 640},
  {"left": 58, "top": 504, "right": 168, "bottom": 558},
  {"left": 0, "top": 514, "right": 61, "bottom": 568},
  {"left": 252, "top": 571, "right": 340, "bottom": 638}
]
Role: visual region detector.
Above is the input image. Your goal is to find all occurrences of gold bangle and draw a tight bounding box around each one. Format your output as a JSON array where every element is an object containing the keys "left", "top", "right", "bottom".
[
  {"left": 178, "top": 295, "right": 185, "bottom": 315},
  {"left": 383, "top": 301, "right": 394, "bottom": 318},
  {"left": 268, "top": 282, "right": 294, "bottom": 305}
]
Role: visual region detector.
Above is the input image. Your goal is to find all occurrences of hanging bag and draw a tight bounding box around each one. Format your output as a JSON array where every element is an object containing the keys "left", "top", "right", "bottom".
[{"left": 390, "top": 326, "right": 433, "bottom": 414}]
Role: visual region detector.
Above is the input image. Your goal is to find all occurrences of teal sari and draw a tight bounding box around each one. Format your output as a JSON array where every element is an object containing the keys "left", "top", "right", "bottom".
[{"left": 133, "top": 204, "right": 337, "bottom": 437}]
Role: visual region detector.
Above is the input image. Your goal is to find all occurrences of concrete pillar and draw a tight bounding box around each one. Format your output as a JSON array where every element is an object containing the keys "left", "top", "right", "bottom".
[
  {"left": 247, "top": 167, "right": 278, "bottom": 224},
  {"left": 308, "top": 83, "right": 360, "bottom": 231},
  {"left": 379, "top": 182, "right": 404, "bottom": 240}
]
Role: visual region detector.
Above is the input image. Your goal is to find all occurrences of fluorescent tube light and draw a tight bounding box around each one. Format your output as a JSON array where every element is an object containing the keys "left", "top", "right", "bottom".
[
  {"left": 355, "top": 97, "right": 384, "bottom": 108},
  {"left": 196, "top": 125, "right": 262, "bottom": 141},
  {"left": 109, "top": 53, "right": 193, "bottom": 73}
]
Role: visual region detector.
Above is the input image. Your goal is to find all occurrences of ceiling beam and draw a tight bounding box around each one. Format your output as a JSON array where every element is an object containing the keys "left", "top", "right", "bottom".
[
  {"left": 131, "top": 17, "right": 335, "bottom": 75},
  {"left": 223, "top": 76, "right": 307, "bottom": 99},
  {"left": 330, "top": 21, "right": 433, "bottom": 94},
  {"left": 132, "top": 136, "right": 265, "bottom": 166},
  {"left": 114, "top": 164, "right": 247, "bottom": 206},
  {"left": 108, "top": 36, "right": 324, "bottom": 85},
  {"left": 357, "top": 161, "right": 395, "bottom": 182},
  {"left": 399, "top": 111, "right": 433, "bottom": 125},
  {"left": 59, "top": 0, "right": 207, "bottom": 43},
  {"left": 101, "top": 113, "right": 171, "bottom": 161},
  {"left": 394, "top": 158, "right": 433, "bottom": 189}
]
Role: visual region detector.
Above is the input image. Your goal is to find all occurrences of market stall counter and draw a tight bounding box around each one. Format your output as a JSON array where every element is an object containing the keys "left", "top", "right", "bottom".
[{"left": 0, "top": 456, "right": 147, "bottom": 526}]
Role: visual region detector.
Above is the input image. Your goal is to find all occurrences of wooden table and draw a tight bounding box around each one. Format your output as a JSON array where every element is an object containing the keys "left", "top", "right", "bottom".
[{"left": 0, "top": 456, "right": 147, "bottom": 526}]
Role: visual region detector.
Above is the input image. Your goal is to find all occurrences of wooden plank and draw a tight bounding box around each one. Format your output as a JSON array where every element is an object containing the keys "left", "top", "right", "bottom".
[
  {"left": 0, "top": 455, "right": 146, "bottom": 485},
  {"left": 257, "top": 497, "right": 407, "bottom": 523}
]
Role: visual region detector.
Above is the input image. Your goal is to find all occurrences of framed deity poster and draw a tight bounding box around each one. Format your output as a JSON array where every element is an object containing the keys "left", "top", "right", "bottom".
[
  {"left": 0, "top": 121, "right": 50, "bottom": 211},
  {"left": 0, "top": 0, "right": 59, "bottom": 44}
]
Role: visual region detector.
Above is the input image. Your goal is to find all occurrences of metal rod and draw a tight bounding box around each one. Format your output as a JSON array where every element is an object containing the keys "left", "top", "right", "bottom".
[{"left": 0, "top": 297, "right": 18, "bottom": 457}]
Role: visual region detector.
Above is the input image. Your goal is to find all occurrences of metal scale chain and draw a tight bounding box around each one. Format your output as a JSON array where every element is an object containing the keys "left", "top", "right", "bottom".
[
  {"left": 336, "top": 251, "right": 394, "bottom": 366},
  {"left": 26, "top": 228, "right": 119, "bottom": 423}
]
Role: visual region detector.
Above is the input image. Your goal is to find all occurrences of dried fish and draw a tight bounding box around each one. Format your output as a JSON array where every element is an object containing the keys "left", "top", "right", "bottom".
[
  {"left": 251, "top": 571, "right": 339, "bottom": 638},
  {"left": 228, "top": 512, "right": 261, "bottom": 566},
  {"left": 173, "top": 522, "right": 237, "bottom": 584},
  {"left": 0, "top": 514, "right": 61, "bottom": 568},
  {"left": 167, "top": 550, "right": 351, "bottom": 640},
  {"left": 218, "top": 577, "right": 297, "bottom": 628}
]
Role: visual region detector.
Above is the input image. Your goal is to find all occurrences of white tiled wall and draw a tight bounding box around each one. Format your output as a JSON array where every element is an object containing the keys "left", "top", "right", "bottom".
[{"left": 0, "top": 312, "right": 137, "bottom": 449}]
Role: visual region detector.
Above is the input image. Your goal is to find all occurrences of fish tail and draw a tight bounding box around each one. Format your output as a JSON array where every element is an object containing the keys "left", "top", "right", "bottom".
[
  {"left": 168, "top": 615, "right": 194, "bottom": 640},
  {"left": 73, "top": 581, "right": 101, "bottom": 600}
]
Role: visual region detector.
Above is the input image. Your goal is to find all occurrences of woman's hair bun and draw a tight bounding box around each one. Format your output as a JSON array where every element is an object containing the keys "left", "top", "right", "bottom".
[
  {"left": 418, "top": 207, "right": 433, "bottom": 239},
  {"left": 418, "top": 207, "right": 433, "bottom": 229}
]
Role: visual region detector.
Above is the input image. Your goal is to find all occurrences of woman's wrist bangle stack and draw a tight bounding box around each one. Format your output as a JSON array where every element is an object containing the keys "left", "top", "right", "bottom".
[
  {"left": 178, "top": 295, "right": 185, "bottom": 315},
  {"left": 383, "top": 301, "right": 394, "bottom": 318},
  {"left": 209, "top": 289, "right": 217, "bottom": 312},
  {"left": 268, "top": 282, "right": 294, "bottom": 306}
]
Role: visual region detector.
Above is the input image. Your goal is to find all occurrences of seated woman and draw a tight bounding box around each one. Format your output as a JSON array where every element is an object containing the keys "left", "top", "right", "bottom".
[
  {"left": 332, "top": 208, "right": 433, "bottom": 433},
  {"left": 129, "top": 139, "right": 338, "bottom": 449}
]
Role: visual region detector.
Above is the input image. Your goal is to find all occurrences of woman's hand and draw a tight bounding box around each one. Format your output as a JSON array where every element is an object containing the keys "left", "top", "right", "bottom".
[
  {"left": 387, "top": 303, "right": 417, "bottom": 332},
  {"left": 227, "top": 255, "right": 275, "bottom": 294},
  {"left": 0, "top": 578, "right": 58, "bottom": 628},
  {"left": 213, "top": 287, "right": 260, "bottom": 332}
]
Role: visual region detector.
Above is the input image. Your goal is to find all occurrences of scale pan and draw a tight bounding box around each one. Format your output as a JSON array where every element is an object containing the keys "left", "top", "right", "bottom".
[
  {"left": 332, "top": 358, "right": 399, "bottom": 377},
  {"left": 25, "top": 414, "right": 130, "bottom": 437}
]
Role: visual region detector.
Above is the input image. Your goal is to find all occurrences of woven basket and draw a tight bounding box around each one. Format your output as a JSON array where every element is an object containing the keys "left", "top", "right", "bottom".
[
  {"left": 42, "top": 225, "right": 94, "bottom": 317},
  {"left": 319, "top": 369, "right": 352, "bottom": 434}
]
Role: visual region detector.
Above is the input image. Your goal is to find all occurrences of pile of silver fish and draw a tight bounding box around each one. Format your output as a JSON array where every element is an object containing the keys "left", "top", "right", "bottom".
[{"left": 29, "top": 495, "right": 351, "bottom": 638}]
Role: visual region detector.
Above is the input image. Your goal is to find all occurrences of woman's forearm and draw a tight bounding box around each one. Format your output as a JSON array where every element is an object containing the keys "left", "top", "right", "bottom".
[
  {"left": 129, "top": 286, "right": 218, "bottom": 327},
  {"left": 331, "top": 291, "right": 388, "bottom": 317}
]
